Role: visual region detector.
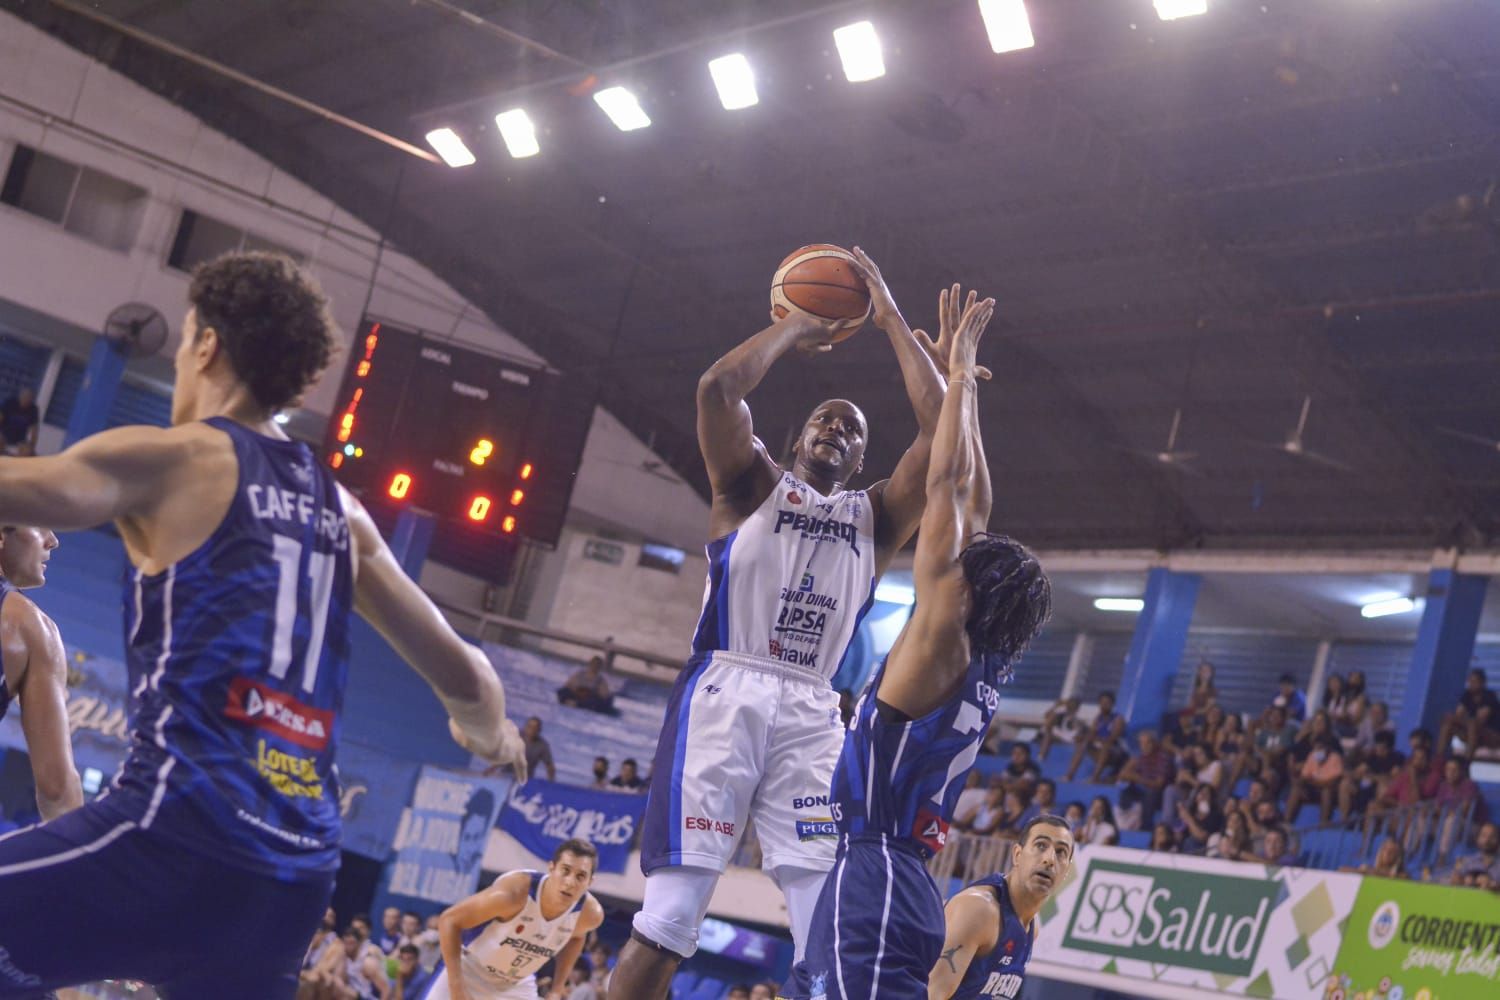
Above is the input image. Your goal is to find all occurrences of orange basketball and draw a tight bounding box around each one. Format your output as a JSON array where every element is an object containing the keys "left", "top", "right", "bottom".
[{"left": 770, "top": 243, "right": 871, "bottom": 340}]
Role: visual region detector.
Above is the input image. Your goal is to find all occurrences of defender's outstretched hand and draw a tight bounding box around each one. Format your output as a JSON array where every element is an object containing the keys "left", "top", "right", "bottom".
[
  {"left": 949, "top": 296, "right": 996, "bottom": 381},
  {"left": 913, "top": 284, "right": 993, "bottom": 381}
]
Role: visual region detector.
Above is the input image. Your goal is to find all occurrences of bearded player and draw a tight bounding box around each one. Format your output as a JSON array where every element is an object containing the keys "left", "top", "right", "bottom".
[
  {"left": 926, "top": 815, "right": 1073, "bottom": 1000},
  {"left": 0, "top": 252, "right": 526, "bottom": 997},
  {"left": 610, "top": 250, "right": 961, "bottom": 998},
  {"left": 0, "top": 524, "right": 82, "bottom": 820},
  {"left": 787, "top": 294, "right": 1053, "bottom": 999},
  {"left": 425, "top": 839, "right": 604, "bottom": 1000}
]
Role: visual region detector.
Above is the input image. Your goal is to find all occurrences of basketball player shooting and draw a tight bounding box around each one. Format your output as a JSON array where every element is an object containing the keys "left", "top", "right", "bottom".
[
  {"left": 925, "top": 815, "right": 1073, "bottom": 1000},
  {"left": 786, "top": 294, "right": 1054, "bottom": 1000},
  {"left": 610, "top": 248, "right": 955, "bottom": 999},
  {"left": 0, "top": 525, "right": 83, "bottom": 821},
  {"left": 0, "top": 252, "right": 527, "bottom": 998},
  {"left": 425, "top": 838, "right": 604, "bottom": 1000}
]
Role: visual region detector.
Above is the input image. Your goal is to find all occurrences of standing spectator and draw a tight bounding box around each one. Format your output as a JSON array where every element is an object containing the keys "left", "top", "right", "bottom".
[
  {"left": 1117, "top": 730, "right": 1175, "bottom": 826},
  {"left": 0, "top": 387, "right": 39, "bottom": 456},
  {"left": 1257, "top": 828, "right": 1297, "bottom": 867},
  {"left": 1150, "top": 822, "right": 1178, "bottom": 853},
  {"left": 590, "top": 755, "right": 611, "bottom": 789},
  {"left": 1035, "top": 696, "right": 1081, "bottom": 763},
  {"left": 1064, "top": 690, "right": 1127, "bottom": 782},
  {"left": 1268, "top": 673, "right": 1307, "bottom": 723},
  {"left": 1174, "top": 783, "right": 1224, "bottom": 853},
  {"left": 556, "top": 655, "right": 617, "bottom": 715},
  {"left": 390, "top": 943, "right": 432, "bottom": 999},
  {"left": 1079, "top": 796, "right": 1118, "bottom": 846},
  {"left": 376, "top": 907, "right": 401, "bottom": 954},
  {"left": 1208, "top": 811, "right": 1254, "bottom": 862},
  {"left": 1339, "top": 730, "right": 1403, "bottom": 819},
  {"left": 1448, "top": 822, "right": 1500, "bottom": 888},
  {"left": 1001, "top": 742, "right": 1042, "bottom": 793},
  {"left": 522, "top": 717, "right": 557, "bottom": 783},
  {"left": 1286, "top": 734, "right": 1345, "bottom": 824},
  {"left": 1438, "top": 668, "right": 1500, "bottom": 760},
  {"left": 609, "top": 758, "right": 646, "bottom": 792}
]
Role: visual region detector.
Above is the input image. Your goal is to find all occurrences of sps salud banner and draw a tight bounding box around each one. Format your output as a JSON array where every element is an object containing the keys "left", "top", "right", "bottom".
[
  {"left": 388, "top": 766, "right": 507, "bottom": 904},
  {"left": 1329, "top": 876, "right": 1500, "bottom": 999},
  {"left": 498, "top": 779, "right": 646, "bottom": 874}
]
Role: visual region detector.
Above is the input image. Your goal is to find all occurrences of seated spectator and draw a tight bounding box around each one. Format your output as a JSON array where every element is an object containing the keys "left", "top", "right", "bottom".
[
  {"left": 1343, "top": 837, "right": 1408, "bottom": 880},
  {"left": 1064, "top": 690, "right": 1127, "bottom": 782},
  {"left": 1018, "top": 779, "right": 1058, "bottom": 827},
  {"left": 1036, "top": 696, "right": 1081, "bottom": 762},
  {"left": 609, "top": 758, "right": 646, "bottom": 792},
  {"left": 1352, "top": 700, "right": 1395, "bottom": 759},
  {"left": 1338, "top": 730, "right": 1403, "bottom": 819},
  {"left": 1434, "top": 756, "right": 1480, "bottom": 811},
  {"left": 1001, "top": 742, "right": 1043, "bottom": 793},
  {"left": 338, "top": 923, "right": 390, "bottom": 1000},
  {"left": 391, "top": 944, "right": 432, "bottom": 999},
  {"left": 1117, "top": 730, "right": 1175, "bottom": 826},
  {"left": 1257, "top": 827, "right": 1297, "bottom": 867},
  {"left": 1211, "top": 711, "right": 1245, "bottom": 766},
  {"left": 376, "top": 907, "right": 401, "bottom": 954},
  {"left": 1267, "top": 673, "right": 1307, "bottom": 724},
  {"left": 964, "top": 781, "right": 1007, "bottom": 836},
  {"left": 1208, "top": 810, "right": 1254, "bottom": 862},
  {"left": 591, "top": 755, "right": 611, "bottom": 789},
  {"left": 1438, "top": 668, "right": 1500, "bottom": 760},
  {"left": 1286, "top": 734, "right": 1345, "bottom": 824},
  {"left": 1063, "top": 800, "right": 1087, "bottom": 840},
  {"left": 1376, "top": 745, "right": 1440, "bottom": 812},
  {"left": 751, "top": 984, "right": 778, "bottom": 1000},
  {"left": 396, "top": 911, "right": 422, "bottom": 951},
  {"left": 1327, "top": 671, "right": 1368, "bottom": 751},
  {"left": 1079, "top": 796, "right": 1118, "bottom": 846},
  {"left": 1174, "top": 783, "right": 1224, "bottom": 853},
  {"left": 0, "top": 387, "right": 39, "bottom": 456},
  {"left": 416, "top": 914, "right": 441, "bottom": 971},
  {"left": 300, "top": 907, "right": 340, "bottom": 984},
  {"left": 993, "top": 788, "right": 1030, "bottom": 838},
  {"left": 952, "top": 771, "right": 989, "bottom": 831},
  {"left": 1150, "top": 822, "right": 1178, "bottom": 853},
  {"left": 1228, "top": 776, "right": 1271, "bottom": 823},
  {"left": 1289, "top": 709, "right": 1334, "bottom": 772},
  {"left": 557, "top": 655, "right": 618, "bottom": 715},
  {"left": 727, "top": 986, "right": 752, "bottom": 1000},
  {"left": 1448, "top": 821, "right": 1500, "bottom": 889}
]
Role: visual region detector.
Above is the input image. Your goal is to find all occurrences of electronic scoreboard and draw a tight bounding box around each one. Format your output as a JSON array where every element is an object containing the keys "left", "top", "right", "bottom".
[{"left": 322, "top": 319, "right": 589, "bottom": 570}]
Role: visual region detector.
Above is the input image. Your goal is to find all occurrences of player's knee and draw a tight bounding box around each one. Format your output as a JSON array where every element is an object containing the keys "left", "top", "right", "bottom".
[{"left": 631, "top": 908, "right": 700, "bottom": 959}]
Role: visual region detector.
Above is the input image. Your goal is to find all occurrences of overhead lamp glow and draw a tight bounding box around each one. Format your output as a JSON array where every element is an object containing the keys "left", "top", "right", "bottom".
[
  {"left": 273, "top": 412, "right": 290, "bottom": 425},
  {"left": 593, "top": 87, "right": 652, "bottom": 131},
  {"left": 875, "top": 582, "right": 916, "bottom": 606},
  {"left": 978, "top": 1, "right": 1035, "bottom": 53},
  {"left": 1154, "top": 0, "right": 1208, "bottom": 20},
  {"left": 494, "top": 108, "right": 540, "bottom": 158},
  {"left": 424, "top": 127, "right": 476, "bottom": 167},
  {"left": 1361, "top": 597, "right": 1417, "bottom": 619},
  {"left": 709, "top": 53, "right": 759, "bottom": 110},
  {"left": 1095, "top": 598, "right": 1145, "bottom": 613},
  {"left": 834, "top": 21, "right": 885, "bottom": 82}
]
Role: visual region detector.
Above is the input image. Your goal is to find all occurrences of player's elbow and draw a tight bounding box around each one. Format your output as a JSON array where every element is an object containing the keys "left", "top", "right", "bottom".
[
  {"left": 36, "top": 768, "right": 83, "bottom": 820},
  {"left": 696, "top": 368, "right": 732, "bottom": 409}
]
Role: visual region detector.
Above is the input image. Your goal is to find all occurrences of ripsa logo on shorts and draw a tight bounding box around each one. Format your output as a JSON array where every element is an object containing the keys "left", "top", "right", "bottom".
[{"left": 1063, "top": 862, "right": 1277, "bottom": 977}]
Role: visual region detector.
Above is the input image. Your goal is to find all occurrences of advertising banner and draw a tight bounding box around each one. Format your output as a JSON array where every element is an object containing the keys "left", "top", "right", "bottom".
[
  {"left": 387, "top": 766, "right": 508, "bottom": 904},
  {"left": 1328, "top": 877, "right": 1500, "bottom": 999},
  {"left": 1036, "top": 846, "right": 1363, "bottom": 999},
  {"left": 335, "top": 740, "right": 420, "bottom": 860},
  {"left": 498, "top": 778, "right": 647, "bottom": 874}
]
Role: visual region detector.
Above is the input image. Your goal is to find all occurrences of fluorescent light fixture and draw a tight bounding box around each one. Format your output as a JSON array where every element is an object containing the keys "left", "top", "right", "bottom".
[
  {"left": 494, "top": 108, "right": 540, "bottom": 158},
  {"left": 834, "top": 21, "right": 885, "bottom": 82},
  {"left": 273, "top": 412, "right": 290, "bottom": 425},
  {"left": 875, "top": 582, "right": 916, "bottom": 606},
  {"left": 1095, "top": 598, "right": 1145, "bottom": 613},
  {"left": 424, "top": 127, "right": 476, "bottom": 167},
  {"left": 1361, "top": 597, "right": 1417, "bottom": 619},
  {"left": 1154, "top": 0, "right": 1208, "bottom": 20},
  {"left": 709, "top": 53, "right": 759, "bottom": 110},
  {"left": 593, "top": 87, "right": 652, "bottom": 131},
  {"left": 978, "top": 0, "right": 1035, "bottom": 53}
]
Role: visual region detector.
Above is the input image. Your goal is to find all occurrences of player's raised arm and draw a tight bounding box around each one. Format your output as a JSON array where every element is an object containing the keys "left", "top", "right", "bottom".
[
  {"left": 0, "top": 425, "right": 183, "bottom": 531},
  {"left": 696, "top": 313, "right": 852, "bottom": 500},
  {"left": 927, "top": 888, "right": 1002, "bottom": 1000},
  {"left": 345, "top": 489, "right": 525, "bottom": 777}
]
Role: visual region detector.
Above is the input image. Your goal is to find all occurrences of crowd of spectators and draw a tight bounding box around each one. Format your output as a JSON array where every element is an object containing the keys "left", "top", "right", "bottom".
[
  {"left": 958, "top": 662, "right": 1500, "bottom": 893},
  {"left": 299, "top": 907, "right": 441, "bottom": 1000}
]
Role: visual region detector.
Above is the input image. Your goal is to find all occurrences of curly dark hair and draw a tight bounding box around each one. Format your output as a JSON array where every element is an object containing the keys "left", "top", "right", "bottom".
[
  {"left": 959, "top": 532, "right": 1052, "bottom": 680},
  {"left": 188, "top": 252, "right": 337, "bottom": 412}
]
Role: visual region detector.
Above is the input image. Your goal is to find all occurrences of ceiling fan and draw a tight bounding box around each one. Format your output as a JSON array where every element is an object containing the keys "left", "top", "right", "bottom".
[
  {"left": 1436, "top": 426, "right": 1500, "bottom": 454},
  {"left": 1121, "top": 408, "right": 1201, "bottom": 476},
  {"left": 1252, "top": 395, "right": 1354, "bottom": 472}
]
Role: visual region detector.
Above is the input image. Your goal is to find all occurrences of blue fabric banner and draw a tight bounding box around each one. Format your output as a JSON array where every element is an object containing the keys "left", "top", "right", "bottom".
[
  {"left": 335, "top": 740, "right": 420, "bottom": 860},
  {"left": 498, "top": 778, "right": 646, "bottom": 874},
  {"left": 388, "top": 766, "right": 508, "bottom": 904}
]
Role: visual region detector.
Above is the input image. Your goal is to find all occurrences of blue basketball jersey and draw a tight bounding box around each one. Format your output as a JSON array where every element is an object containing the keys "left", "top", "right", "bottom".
[
  {"left": 951, "top": 875, "right": 1035, "bottom": 1000},
  {"left": 107, "top": 417, "right": 353, "bottom": 881},
  {"left": 0, "top": 578, "right": 13, "bottom": 721},
  {"left": 831, "top": 650, "right": 1007, "bottom": 857}
]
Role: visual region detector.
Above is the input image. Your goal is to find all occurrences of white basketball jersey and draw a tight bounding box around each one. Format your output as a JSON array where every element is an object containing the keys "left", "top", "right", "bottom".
[
  {"left": 459, "top": 873, "right": 583, "bottom": 989},
  {"left": 691, "top": 470, "right": 878, "bottom": 682}
]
